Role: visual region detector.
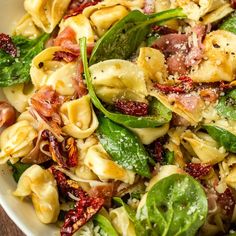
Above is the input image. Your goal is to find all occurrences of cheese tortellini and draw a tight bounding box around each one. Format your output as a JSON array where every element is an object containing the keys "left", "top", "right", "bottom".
[
  {"left": 90, "top": 59, "right": 148, "bottom": 104},
  {"left": 3, "top": 83, "right": 35, "bottom": 112},
  {"left": 14, "top": 165, "right": 60, "bottom": 224},
  {"left": 84, "top": 143, "right": 135, "bottom": 184},
  {"left": 14, "top": 14, "right": 42, "bottom": 39},
  {"left": 172, "top": 0, "right": 229, "bottom": 21},
  {"left": 83, "top": 0, "right": 144, "bottom": 36},
  {"left": 130, "top": 123, "right": 170, "bottom": 145},
  {"left": 0, "top": 120, "right": 37, "bottom": 164},
  {"left": 110, "top": 206, "right": 136, "bottom": 236},
  {"left": 30, "top": 46, "right": 77, "bottom": 96},
  {"left": 24, "top": 0, "right": 70, "bottom": 33},
  {"left": 191, "top": 30, "right": 236, "bottom": 83},
  {"left": 181, "top": 130, "right": 227, "bottom": 164},
  {"left": 137, "top": 47, "right": 168, "bottom": 84},
  {"left": 60, "top": 95, "right": 99, "bottom": 139}
]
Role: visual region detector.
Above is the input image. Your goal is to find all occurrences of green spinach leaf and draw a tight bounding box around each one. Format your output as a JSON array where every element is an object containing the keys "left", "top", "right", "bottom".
[
  {"left": 89, "top": 8, "right": 186, "bottom": 65},
  {"left": 163, "top": 150, "right": 175, "bottom": 165},
  {"left": 220, "top": 13, "right": 236, "bottom": 34},
  {"left": 80, "top": 37, "right": 172, "bottom": 128},
  {"left": 93, "top": 214, "right": 118, "bottom": 236},
  {"left": 97, "top": 115, "right": 151, "bottom": 178},
  {"left": 204, "top": 125, "right": 236, "bottom": 153},
  {"left": 138, "top": 174, "right": 208, "bottom": 236},
  {"left": 7, "top": 161, "right": 31, "bottom": 182},
  {"left": 0, "top": 34, "right": 49, "bottom": 87},
  {"left": 216, "top": 89, "right": 236, "bottom": 120}
]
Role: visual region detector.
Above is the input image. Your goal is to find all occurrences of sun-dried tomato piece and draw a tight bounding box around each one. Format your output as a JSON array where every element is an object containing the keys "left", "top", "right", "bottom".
[
  {"left": 72, "top": 59, "right": 88, "bottom": 98},
  {"left": 185, "top": 163, "right": 212, "bottom": 179},
  {"left": 154, "top": 83, "right": 185, "bottom": 93},
  {"left": 42, "top": 130, "right": 68, "bottom": 168},
  {"left": 53, "top": 51, "right": 78, "bottom": 63},
  {"left": 0, "top": 101, "right": 16, "bottom": 128},
  {"left": 154, "top": 76, "right": 194, "bottom": 94},
  {"left": 230, "top": 0, "right": 236, "bottom": 9},
  {"left": 217, "top": 188, "right": 235, "bottom": 215},
  {"left": 61, "top": 196, "right": 104, "bottom": 236},
  {"left": 0, "top": 33, "right": 17, "bottom": 57},
  {"left": 65, "top": 137, "right": 79, "bottom": 168},
  {"left": 114, "top": 100, "right": 149, "bottom": 116},
  {"left": 51, "top": 168, "right": 104, "bottom": 236},
  {"left": 64, "top": 0, "right": 102, "bottom": 19}
]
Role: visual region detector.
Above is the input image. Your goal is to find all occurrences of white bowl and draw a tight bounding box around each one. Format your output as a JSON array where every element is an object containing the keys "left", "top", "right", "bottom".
[{"left": 0, "top": 1, "right": 58, "bottom": 235}]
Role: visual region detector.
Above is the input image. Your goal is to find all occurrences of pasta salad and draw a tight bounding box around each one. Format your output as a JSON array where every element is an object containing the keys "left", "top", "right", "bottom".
[{"left": 1, "top": 0, "right": 236, "bottom": 235}]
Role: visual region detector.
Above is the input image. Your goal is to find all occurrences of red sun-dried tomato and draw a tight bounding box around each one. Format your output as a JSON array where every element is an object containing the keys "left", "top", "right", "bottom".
[
  {"left": 42, "top": 131, "right": 79, "bottom": 168},
  {"left": 152, "top": 141, "right": 164, "bottom": 163},
  {"left": 51, "top": 168, "right": 104, "bottom": 236},
  {"left": 154, "top": 76, "right": 194, "bottom": 94},
  {"left": 64, "top": 0, "right": 102, "bottom": 19},
  {"left": 217, "top": 188, "right": 235, "bottom": 215},
  {"left": 0, "top": 33, "right": 17, "bottom": 57},
  {"left": 42, "top": 130, "right": 68, "bottom": 168},
  {"left": 53, "top": 51, "right": 78, "bottom": 63},
  {"left": 114, "top": 100, "right": 149, "bottom": 116},
  {"left": 154, "top": 83, "right": 185, "bottom": 93},
  {"left": 185, "top": 163, "right": 212, "bottom": 179},
  {"left": 65, "top": 137, "right": 79, "bottom": 168}
]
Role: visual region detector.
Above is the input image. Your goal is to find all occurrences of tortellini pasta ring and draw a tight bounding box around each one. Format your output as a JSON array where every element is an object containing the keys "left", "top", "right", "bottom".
[
  {"left": 0, "top": 120, "right": 37, "bottom": 164},
  {"left": 190, "top": 30, "right": 236, "bottom": 83},
  {"left": 14, "top": 165, "right": 60, "bottom": 224},
  {"left": 24, "top": 0, "right": 71, "bottom": 33},
  {"left": 84, "top": 144, "right": 135, "bottom": 184},
  {"left": 60, "top": 95, "right": 99, "bottom": 139},
  {"left": 30, "top": 46, "right": 77, "bottom": 96},
  {"left": 90, "top": 59, "right": 148, "bottom": 104},
  {"left": 181, "top": 130, "right": 227, "bottom": 165}
]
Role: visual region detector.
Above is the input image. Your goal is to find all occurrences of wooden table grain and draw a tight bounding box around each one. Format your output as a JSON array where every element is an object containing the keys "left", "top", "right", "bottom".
[{"left": 0, "top": 206, "right": 25, "bottom": 236}]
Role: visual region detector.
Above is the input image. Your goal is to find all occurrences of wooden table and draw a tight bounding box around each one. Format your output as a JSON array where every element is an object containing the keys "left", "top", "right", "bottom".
[{"left": 0, "top": 206, "right": 24, "bottom": 236}]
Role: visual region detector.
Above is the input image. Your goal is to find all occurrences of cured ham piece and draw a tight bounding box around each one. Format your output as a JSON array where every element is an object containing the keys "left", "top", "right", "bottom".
[
  {"left": 54, "top": 27, "right": 94, "bottom": 56},
  {"left": 152, "top": 25, "right": 206, "bottom": 74},
  {"left": 0, "top": 101, "right": 16, "bottom": 128}
]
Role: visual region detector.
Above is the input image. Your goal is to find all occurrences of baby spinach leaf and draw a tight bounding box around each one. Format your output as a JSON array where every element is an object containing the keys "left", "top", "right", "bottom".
[
  {"left": 204, "top": 125, "right": 236, "bottom": 153},
  {"left": 138, "top": 174, "right": 208, "bottom": 236},
  {"left": 93, "top": 214, "right": 118, "bottom": 236},
  {"left": 216, "top": 89, "right": 236, "bottom": 120},
  {"left": 97, "top": 115, "right": 151, "bottom": 178},
  {"left": 163, "top": 150, "right": 175, "bottom": 165},
  {"left": 0, "top": 34, "right": 49, "bottom": 87},
  {"left": 80, "top": 37, "right": 172, "bottom": 128},
  {"left": 220, "top": 13, "right": 236, "bottom": 34},
  {"left": 113, "top": 197, "right": 147, "bottom": 235},
  {"left": 89, "top": 8, "right": 186, "bottom": 65},
  {"left": 7, "top": 161, "right": 31, "bottom": 182}
]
